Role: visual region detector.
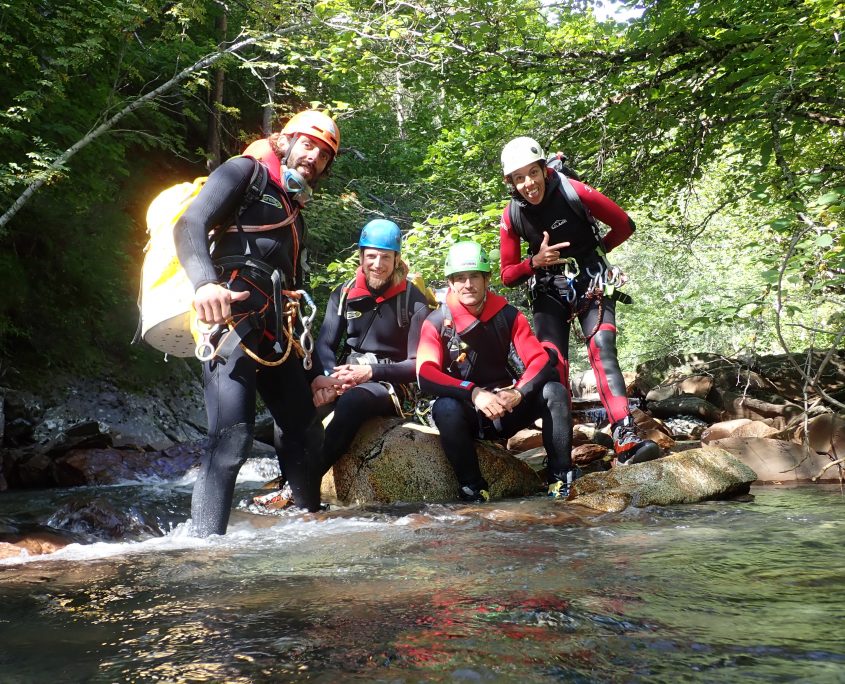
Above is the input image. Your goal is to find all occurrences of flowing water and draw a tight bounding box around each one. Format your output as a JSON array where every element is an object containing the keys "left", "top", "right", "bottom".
[{"left": 0, "top": 463, "right": 843, "bottom": 683}]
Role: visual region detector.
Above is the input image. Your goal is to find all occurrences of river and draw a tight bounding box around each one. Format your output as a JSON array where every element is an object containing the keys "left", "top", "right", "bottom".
[{"left": 1, "top": 462, "right": 843, "bottom": 683}]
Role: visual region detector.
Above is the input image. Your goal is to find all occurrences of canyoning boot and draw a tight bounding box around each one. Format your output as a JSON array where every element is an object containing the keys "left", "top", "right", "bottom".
[
  {"left": 458, "top": 484, "right": 490, "bottom": 504},
  {"left": 547, "top": 468, "right": 580, "bottom": 499},
  {"left": 612, "top": 415, "right": 662, "bottom": 465}
]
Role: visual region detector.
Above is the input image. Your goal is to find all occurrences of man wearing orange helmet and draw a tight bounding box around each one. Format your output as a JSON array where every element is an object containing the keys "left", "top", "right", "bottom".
[{"left": 174, "top": 110, "right": 342, "bottom": 536}]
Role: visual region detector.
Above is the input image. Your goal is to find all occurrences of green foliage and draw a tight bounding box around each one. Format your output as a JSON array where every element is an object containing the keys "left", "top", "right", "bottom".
[{"left": 1, "top": 0, "right": 842, "bottom": 389}]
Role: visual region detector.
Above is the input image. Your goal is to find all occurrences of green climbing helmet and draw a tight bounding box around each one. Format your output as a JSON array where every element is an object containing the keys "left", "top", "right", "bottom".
[{"left": 444, "top": 241, "right": 491, "bottom": 278}]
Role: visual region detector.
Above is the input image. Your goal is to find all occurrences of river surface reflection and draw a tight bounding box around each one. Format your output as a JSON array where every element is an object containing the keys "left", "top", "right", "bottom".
[{"left": 1, "top": 477, "right": 843, "bottom": 683}]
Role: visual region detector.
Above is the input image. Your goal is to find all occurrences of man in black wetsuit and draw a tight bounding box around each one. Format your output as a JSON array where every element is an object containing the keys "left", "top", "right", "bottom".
[
  {"left": 174, "top": 110, "right": 341, "bottom": 536},
  {"left": 305, "top": 219, "right": 431, "bottom": 491}
]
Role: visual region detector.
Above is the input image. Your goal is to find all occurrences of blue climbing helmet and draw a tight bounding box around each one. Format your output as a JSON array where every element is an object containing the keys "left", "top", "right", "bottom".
[{"left": 359, "top": 219, "right": 402, "bottom": 252}]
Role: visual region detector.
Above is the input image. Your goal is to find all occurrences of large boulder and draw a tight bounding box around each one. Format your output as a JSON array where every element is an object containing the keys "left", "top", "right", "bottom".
[
  {"left": 566, "top": 448, "right": 757, "bottom": 512},
  {"left": 704, "top": 437, "right": 839, "bottom": 483},
  {"left": 2, "top": 366, "right": 206, "bottom": 453},
  {"left": 321, "top": 417, "right": 543, "bottom": 504}
]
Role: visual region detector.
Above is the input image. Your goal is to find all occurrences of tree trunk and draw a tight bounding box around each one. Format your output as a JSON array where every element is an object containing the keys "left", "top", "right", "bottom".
[{"left": 206, "top": 12, "right": 228, "bottom": 172}]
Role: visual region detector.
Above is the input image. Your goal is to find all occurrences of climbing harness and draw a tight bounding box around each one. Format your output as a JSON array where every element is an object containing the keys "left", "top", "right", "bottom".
[{"left": 192, "top": 257, "right": 317, "bottom": 370}]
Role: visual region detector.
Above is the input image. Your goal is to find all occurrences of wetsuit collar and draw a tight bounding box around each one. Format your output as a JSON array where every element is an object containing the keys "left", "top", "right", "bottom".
[
  {"left": 347, "top": 265, "right": 407, "bottom": 302},
  {"left": 446, "top": 289, "right": 508, "bottom": 334},
  {"left": 242, "top": 137, "right": 283, "bottom": 187}
]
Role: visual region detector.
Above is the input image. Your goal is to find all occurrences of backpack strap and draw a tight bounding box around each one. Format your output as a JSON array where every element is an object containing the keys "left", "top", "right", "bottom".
[
  {"left": 556, "top": 172, "right": 605, "bottom": 255},
  {"left": 396, "top": 278, "right": 412, "bottom": 329},
  {"left": 508, "top": 200, "right": 526, "bottom": 244},
  {"left": 231, "top": 159, "right": 270, "bottom": 257},
  {"left": 336, "top": 276, "right": 357, "bottom": 317}
]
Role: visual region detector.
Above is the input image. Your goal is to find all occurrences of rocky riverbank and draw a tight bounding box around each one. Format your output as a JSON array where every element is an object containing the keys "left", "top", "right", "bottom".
[{"left": 1, "top": 349, "right": 842, "bottom": 494}]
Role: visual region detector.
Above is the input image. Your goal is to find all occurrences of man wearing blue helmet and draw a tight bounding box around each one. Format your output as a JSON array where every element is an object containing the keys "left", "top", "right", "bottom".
[{"left": 271, "top": 219, "right": 431, "bottom": 510}]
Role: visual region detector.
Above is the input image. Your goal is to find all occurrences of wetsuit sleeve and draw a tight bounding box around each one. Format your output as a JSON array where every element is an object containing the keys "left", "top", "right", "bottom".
[
  {"left": 499, "top": 204, "right": 535, "bottom": 287},
  {"left": 370, "top": 289, "right": 428, "bottom": 385},
  {"left": 511, "top": 311, "right": 557, "bottom": 396},
  {"left": 574, "top": 180, "right": 635, "bottom": 253},
  {"left": 314, "top": 284, "right": 346, "bottom": 374},
  {"left": 417, "top": 314, "right": 476, "bottom": 401},
  {"left": 174, "top": 156, "right": 257, "bottom": 291}
]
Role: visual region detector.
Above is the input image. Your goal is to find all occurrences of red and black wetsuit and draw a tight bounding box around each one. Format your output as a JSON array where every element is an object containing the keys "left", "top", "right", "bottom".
[
  {"left": 311, "top": 267, "right": 430, "bottom": 475},
  {"left": 174, "top": 140, "right": 321, "bottom": 535},
  {"left": 500, "top": 168, "right": 635, "bottom": 425},
  {"left": 417, "top": 290, "right": 572, "bottom": 492}
]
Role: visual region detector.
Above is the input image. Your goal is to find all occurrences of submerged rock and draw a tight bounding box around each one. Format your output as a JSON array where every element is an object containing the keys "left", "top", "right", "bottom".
[
  {"left": 321, "top": 417, "right": 543, "bottom": 504},
  {"left": 0, "top": 532, "right": 70, "bottom": 560},
  {"left": 567, "top": 447, "right": 757, "bottom": 512}
]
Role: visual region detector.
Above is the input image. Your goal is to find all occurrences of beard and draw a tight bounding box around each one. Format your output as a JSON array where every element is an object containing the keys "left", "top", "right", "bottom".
[
  {"left": 287, "top": 151, "right": 318, "bottom": 182},
  {"left": 365, "top": 272, "right": 392, "bottom": 291}
]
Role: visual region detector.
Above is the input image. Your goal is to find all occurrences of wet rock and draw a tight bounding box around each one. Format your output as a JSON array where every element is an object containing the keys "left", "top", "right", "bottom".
[
  {"left": 704, "top": 437, "right": 840, "bottom": 483},
  {"left": 321, "top": 417, "right": 543, "bottom": 504},
  {"left": 572, "top": 443, "right": 609, "bottom": 466},
  {"left": 0, "top": 532, "right": 70, "bottom": 560},
  {"left": 647, "top": 394, "right": 725, "bottom": 422},
  {"left": 47, "top": 498, "right": 166, "bottom": 540},
  {"left": 567, "top": 448, "right": 757, "bottom": 512},
  {"left": 6, "top": 369, "right": 206, "bottom": 454},
  {"left": 53, "top": 443, "right": 203, "bottom": 486}
]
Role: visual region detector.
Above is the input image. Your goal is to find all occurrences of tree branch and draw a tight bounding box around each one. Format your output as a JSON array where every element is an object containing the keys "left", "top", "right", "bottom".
[{"left": 0, "top": 28, "right": 297, "bottom": 231}]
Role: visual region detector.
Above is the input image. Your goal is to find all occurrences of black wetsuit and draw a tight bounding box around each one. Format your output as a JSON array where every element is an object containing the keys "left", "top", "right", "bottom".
[
  {"left": 312, "top": 268, "right": 429, "bottom": 475},
  {"left": 175, "top": 154, "right": 322, "bottom": 536},
  {"left": 500, "top": 169, "right": 636, "bottom": 424}
]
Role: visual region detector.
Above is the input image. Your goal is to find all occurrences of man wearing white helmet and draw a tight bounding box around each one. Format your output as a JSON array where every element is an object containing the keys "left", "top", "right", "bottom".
[{"left": 498, "top": 136, "right": 661, "bottom": 466}]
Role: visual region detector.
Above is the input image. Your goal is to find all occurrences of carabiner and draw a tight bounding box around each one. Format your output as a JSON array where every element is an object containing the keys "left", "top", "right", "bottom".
[
  {"left": 561, "top": 258, "right": 580, "bottom": 280},
  {"left": 296, "top": 289, "right": 318, "bottom": 370}
]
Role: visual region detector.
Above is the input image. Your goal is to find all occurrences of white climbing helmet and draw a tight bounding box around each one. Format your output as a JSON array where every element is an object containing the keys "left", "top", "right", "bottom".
[{"left": 501, "top": 136, "right": 545, "bottom": 176}]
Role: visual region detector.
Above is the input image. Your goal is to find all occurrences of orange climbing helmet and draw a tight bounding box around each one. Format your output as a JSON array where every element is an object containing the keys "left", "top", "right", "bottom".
[{"left": 281, "top": 110, "right": 341, "bottom": 157}]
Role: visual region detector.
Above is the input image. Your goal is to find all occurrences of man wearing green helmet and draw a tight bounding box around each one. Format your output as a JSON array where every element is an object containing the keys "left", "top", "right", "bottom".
[
  {"left": 416, "top": 241, "right": 576, "bottom": 502},
  {"left": 271, "top": 219, "right": 431, "bottom": 510}
]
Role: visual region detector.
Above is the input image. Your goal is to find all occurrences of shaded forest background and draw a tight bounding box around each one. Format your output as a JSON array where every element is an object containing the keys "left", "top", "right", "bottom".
[{"left": 0, "top": 0, "right": 842, "bottom": 395}]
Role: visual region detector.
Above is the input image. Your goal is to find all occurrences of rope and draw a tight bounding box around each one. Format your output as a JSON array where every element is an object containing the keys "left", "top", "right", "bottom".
[{"left": 239, "top": 299, "right": 303, "bottom": 367}]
